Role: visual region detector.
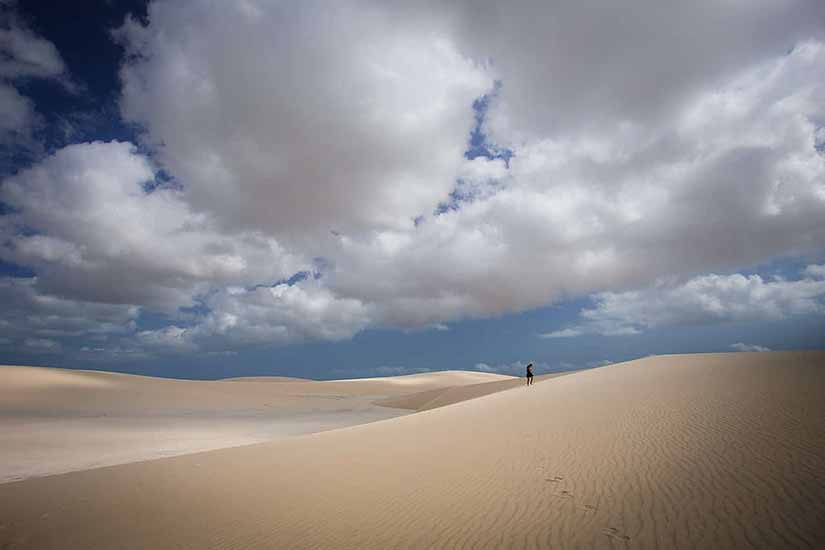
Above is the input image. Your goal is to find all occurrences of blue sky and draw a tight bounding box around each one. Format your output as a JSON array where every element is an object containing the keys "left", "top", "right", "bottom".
[{"left": 1, "top": 1, "right": 824, "bottom": 379}]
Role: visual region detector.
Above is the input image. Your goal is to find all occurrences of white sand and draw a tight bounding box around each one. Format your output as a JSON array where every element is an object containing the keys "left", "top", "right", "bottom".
[
  {"left": 1, "top": 352, "right": 823, "bottom": 549},
  {"left": 377, "top": 371, "right": 572, "bottom": 411},
  {"left": 0, "top": 366, "right": 508, "bottom": 483}
]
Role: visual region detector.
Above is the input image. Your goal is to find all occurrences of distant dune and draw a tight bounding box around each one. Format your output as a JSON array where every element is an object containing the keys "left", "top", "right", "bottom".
[
  {"left": 328, "top": 369, "right": 514, "bottom": 387},
  {"left": 0, "top": 366, "right": 506, "bottom": 483},
  {"left": 376, "top": 371, "right": 571, "bottom": 411},
  {"left": 218, "top": 375, "right": 313, "bottom": 382},
  {"left": 1, "top": 351, "right": 823, "bottom": 549}
]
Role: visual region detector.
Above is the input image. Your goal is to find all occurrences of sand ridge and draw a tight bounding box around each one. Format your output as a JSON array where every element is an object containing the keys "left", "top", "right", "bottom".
[{"left": 1, "top": 351, "right": 823, "bottom": 549}]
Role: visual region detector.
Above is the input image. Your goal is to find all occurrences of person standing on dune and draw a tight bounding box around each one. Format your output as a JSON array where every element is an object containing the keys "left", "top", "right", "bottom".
[{"left": 526, "top": 363, "right": 534, "bottom": 386}]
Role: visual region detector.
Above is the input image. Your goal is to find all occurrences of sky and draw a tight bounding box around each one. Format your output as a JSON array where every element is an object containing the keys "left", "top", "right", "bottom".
[{"left": 0, "top": 0, "right": 824, "bottom": 380}]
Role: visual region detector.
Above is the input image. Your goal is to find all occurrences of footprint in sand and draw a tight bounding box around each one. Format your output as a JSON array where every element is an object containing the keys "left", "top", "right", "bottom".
[
  {"left": 580, "top": 504, "right": 597, "bottom": 512},
  {"left": 603, "top": 527, "right": 631, "bottom": 542},
  {"left": 555, "top": 490, "right": 574, "bottom": 499},
  {"left": 544, "top": 475, "right": 564, "bottom": 483}
]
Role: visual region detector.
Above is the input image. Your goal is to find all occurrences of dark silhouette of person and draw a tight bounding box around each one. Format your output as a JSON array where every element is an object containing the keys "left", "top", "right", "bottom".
[{"left": 526, "top": 363, "right": 534, "bottom": 386}]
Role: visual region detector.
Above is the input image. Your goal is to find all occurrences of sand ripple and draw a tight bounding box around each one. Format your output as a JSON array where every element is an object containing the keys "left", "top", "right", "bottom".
[{"left": 1, "top": 352, "right": 823, "bottom": 549}]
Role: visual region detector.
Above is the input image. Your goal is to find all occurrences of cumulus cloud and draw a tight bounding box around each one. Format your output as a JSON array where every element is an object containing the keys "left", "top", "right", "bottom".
[
  {"left": 137, "top": 278, "right": 371, "bottom": 352},
  {"left": 448, "top": 0, "right": 825, "bottom": 143},
  {"left": 547, "top": 268, "right": 825, "bottom": 337},
  {"left": 115, "top": 1, "right": 491, "bottom": 240},
  {"left": 0, "top": 1, "right": 71, "bottom": 149},
  {"left": 0, "top": 4, "right": 67, "bottom": 80},
  {"left": 137, "top": 326, "right": 197, "bottom": 353},
  {"left": 0, "top": 141, "right": 305, "bottom": 310},
  {"left": 3, "top": 1, "right": 825, "bottom": 359},
  {"left": 541, "top": 328, "right": 584, "bottom": 339},
  {"left": 327, "top": 40, "right": 825, "bottom": 327},
  {"left": 0, "top": 277, "right": 138, "bottom": 353},
  {"left": 731, "top": 343, "right": 771, "bottom": 352}
]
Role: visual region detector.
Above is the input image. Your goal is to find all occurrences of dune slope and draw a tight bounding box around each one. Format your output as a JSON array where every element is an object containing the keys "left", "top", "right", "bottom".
[
  {"left": 377, "top": 371, "right": 572, "bottom": 411},
  {"left": 0, "top": 367, "right": 506, "bottom": 483},
  {"left": 1, "top": 351, "right": 824, "bottom": 549}
]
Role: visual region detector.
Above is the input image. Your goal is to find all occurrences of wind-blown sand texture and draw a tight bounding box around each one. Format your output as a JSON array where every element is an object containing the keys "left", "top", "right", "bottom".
[
  {"left": 0, "top": 367, "right": 510, "bottom": 483},
  {"left": 1, "top": 351, "right": 824, "bottom": 549}
]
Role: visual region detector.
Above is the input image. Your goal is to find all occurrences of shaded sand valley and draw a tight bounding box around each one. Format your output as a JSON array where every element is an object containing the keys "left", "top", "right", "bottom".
[{"left": 1, "top": 352, "right": 824, "bottom": 549}]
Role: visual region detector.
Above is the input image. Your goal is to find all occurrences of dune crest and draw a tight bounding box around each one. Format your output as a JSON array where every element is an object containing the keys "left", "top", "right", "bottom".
[{"left": 377, "top": 371, "right": 573, "bottom": 411}]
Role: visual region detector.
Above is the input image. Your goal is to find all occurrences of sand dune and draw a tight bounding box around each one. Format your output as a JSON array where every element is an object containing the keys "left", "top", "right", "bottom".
[
  {"left": 325, "top": 369, "right": 513, "bottom": 388},
  {"left": 218, "top": 376, "right": 313, "bottom": 382},
  {"left": 377, "top": 371, "right": 572, "bottom": 411},
  {"left": 2, "top": 351, "right": 823, "bottom": 549},
  {"left": 0, "top": 367, "right": 506, "bottom": 483}
]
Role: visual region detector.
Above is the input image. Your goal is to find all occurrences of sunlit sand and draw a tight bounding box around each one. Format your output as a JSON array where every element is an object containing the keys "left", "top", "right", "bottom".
[
  {"left": 1, "top": 351, "right": 824, "bottom": 549},
  {"left": 0, "top": 367, "right": 511, "bottom": 483}
]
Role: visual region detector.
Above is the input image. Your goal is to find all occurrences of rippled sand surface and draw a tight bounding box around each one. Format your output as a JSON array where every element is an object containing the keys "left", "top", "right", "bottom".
[{"left": 1, "top": 352, "right": 823, "bottom": 549}]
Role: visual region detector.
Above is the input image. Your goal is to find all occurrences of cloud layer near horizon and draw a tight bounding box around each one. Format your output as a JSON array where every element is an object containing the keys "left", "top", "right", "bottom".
[
  {"left": 1, "top": 0, "right": 825, "bottom": 358},
  {"left": 543, "top": 267, "right": 825, "bottom": 338}
]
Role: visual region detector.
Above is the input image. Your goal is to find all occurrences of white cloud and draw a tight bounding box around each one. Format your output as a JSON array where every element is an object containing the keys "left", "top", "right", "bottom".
[
  {"left": 0, "top": 141, "right": 305, "bottom": 311},
  {"left": 326, "top": 41, "right": 825, "bottom": 328},
  {"left": 731, "top": 343, "right": 771, "bottom": 352},
  {"left": 3, "top": 1, "right": 825, "bottom": 358},
  {"left": 473, "top": 362, "right": 496, "bottom": 373},
  {"left": 449, "top": 0, "right": 825, "bottom": 144},
  {"left": 115, "top": 1, "right": 492, "bottom": 240},
  {"left": 540, "top": 328, "right": 584, "bottom": 339},
  {"left": 0, "top": 10, "right": 67, "bottom": 80},
  {"left": 137, "top": 326, "right": 196, "bottom": 353},
  {"left": 0, "top": 2, "right": 71, "bottom": 147},
  {"left": 803, "top": 264, "right": 825, "bottom": 279},
  {"left": 137, "top": 278, "right": 371, "bottom": 351},
  {"left": 549, "top": 267, "right": 825, "bottom": 337}
]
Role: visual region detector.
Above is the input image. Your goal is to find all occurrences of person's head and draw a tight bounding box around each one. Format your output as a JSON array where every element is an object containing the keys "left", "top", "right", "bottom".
[{"left": 527, "top": 363, "right": 533, "bottom": 368}]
